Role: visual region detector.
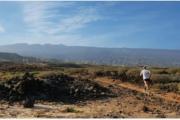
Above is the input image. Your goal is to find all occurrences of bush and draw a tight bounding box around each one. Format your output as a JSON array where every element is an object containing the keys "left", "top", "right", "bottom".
[
  {"left": 94, "top": 70, "right": 118, "bottom": 77},
  {"left": 151, "top": 74, "right": 180, "bottom": 84},
  {"left": 118, "top": 68, "right": 128, "bottom": 74},
  {"left": 156, "top": 83, "right": 180, "bottom": 93},
  {"left": 64, "top": 107, "right": 79, "bottom": 113},
  {"left": 152, "top": 69, "right": 168, "bottom": 74},
  {"left": 126, "top": 69, "right": 141, "bottom": 83},
  {"left": 36, "top": 71, "right": 64, "bottom": 78},
  {"left": 110, "top": 70, "right": 128, "bottom": 81},
  {"left": 23, "top": 96, "right": 35, "bottom": 108},
  {"left": 65, "top": 68, "right": 89, "bottom": 75},
  {"left": 167, "top": 68, "right": 180, "bottom": 75}
]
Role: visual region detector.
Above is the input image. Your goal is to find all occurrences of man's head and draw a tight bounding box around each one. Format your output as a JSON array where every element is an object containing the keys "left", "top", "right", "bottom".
[{"left": 143, "top": 66, "right": 147, "bottom": 69}]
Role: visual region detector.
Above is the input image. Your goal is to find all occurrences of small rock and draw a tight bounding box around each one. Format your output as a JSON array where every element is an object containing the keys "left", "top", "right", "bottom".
[
  {"left": 142, "top": 105, "right": 149, "bottom": 112},
  {"left": 23, "top": 97, "right": 35, "bottom": 108}
]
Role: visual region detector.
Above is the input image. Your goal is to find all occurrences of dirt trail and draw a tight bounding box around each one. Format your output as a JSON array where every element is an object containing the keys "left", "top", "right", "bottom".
[
  {"left": 118, "top": 82, "right": 180, "bottom": 103},
  {"left": 95, "top": 77, "right": 180, "bottom": 103},
  {"left": 93, "top": 77, "right": 180, "bottom": 118}
]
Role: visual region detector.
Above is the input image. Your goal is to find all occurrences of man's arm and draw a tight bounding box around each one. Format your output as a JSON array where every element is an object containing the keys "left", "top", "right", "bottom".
[
  {"left": 140, "top": 70, "right": 142, "bottom": 76},
  {"left": 149, "top": 71, "right": 151, "bottom": 78}
]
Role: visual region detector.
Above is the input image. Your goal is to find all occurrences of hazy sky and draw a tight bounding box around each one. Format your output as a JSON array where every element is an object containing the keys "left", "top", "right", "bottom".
[{"left": 0, "top": 1, "right": 180, "bottom": 49}]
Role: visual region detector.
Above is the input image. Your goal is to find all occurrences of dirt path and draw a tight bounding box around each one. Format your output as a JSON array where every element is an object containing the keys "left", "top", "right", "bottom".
[
  {"left": 94, "top": 77, "right": 180, "bottom": 117},
  {"left": 95, "top": 77, "right": 180, "bottom": 103},
  {"left": 118, "top": 82, "right": 180, "bottom": 103}
]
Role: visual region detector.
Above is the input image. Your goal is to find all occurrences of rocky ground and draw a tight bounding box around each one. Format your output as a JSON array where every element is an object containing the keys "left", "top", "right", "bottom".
[
  {"left": 0, "top": 73, "right": 179, "bottom": 118},
  {"left": 0, "top": 73, "right": 114, "bottom": 103}
]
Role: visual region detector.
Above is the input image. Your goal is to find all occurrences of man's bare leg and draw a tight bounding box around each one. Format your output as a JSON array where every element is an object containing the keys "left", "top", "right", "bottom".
[
  {"left": 147, "top": 81, "right": 152, "bottom": 96},
  {"left": 144, "top": 80, "right": 149, "bottom": 95}
]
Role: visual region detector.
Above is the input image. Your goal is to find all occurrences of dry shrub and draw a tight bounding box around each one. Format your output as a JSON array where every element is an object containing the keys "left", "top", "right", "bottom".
[
  {"left": 109, "top": 69, "right": 128, "bottom": 81},
  {"left": 94, "top": 70, "right": 118, "bottom": 77},
  {"left": 167, "top": 68, "right": 180, "bottom": 75},
  {"left": 151, "top": 74, "right": 171, "bottom": 84},
  {"left": 0, "top": 72, "right": 24, "bottom": 80},
  {"left": 37, "top": 71, "right": 64, "bottom": 79},
  {"left": 152, "top": 69, "right": 168, "bottom": 74},
  {"left": 126, "top": 69, "right": 141, "bottom": 84},
  {"left": 64, "top": 107, "right": 80, "bottom": 113},
  {"left": 156, "top": 83, "right": 180, "bottom": 93},
  {"left": 151, "top": 74, "right": 180, "bottom": 84},
  {"left": 0, "top": 72, "right": 114, "bottom": 103},
  {"left": 65, "top": 68, "right": 89, "bottom": 75},
  {"left": 118, "top": 67, "right": 128, "bottom": 73}
]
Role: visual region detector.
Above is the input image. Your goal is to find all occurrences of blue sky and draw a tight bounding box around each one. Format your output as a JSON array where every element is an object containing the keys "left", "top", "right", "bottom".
[{"left": 0, "top": 1, "right": 180, "bottom": 49}]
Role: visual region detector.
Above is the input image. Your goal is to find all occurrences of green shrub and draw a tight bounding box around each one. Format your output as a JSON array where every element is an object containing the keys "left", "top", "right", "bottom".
[{"left": 64, "top": 107, "right": 80, "bottom": 113}]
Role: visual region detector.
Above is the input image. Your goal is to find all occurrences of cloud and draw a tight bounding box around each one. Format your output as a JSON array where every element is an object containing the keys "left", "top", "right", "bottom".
[
  {"left": 0, "top": 24, "right": 5, "bottom": 33},
  {"left": 52, "top": 8, "right": 101, "bottom": 34},
  {"left": 22, "top": 2, "right": 102, "bottom": 35}
]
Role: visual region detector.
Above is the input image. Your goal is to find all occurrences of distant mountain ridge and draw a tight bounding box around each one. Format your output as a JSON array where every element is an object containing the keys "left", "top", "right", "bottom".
[{"left": 0, "top": 43, "right": 180, "bottom": 67}]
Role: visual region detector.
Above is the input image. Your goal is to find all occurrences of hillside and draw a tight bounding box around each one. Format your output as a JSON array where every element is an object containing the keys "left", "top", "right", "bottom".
[
  {"left": 0, "top": 52, "right": 23, "bottom": 62},
  {"left": 0, "top": 44, "right": 180, "bottom": 67},
  {"left": 0, "top": 52, "right": 40, "bottom": 63}
]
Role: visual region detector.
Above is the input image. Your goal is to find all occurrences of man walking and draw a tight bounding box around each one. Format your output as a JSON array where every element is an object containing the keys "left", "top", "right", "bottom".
[{"left": 140, "top": 66, "right": 152, "bottom": 95}]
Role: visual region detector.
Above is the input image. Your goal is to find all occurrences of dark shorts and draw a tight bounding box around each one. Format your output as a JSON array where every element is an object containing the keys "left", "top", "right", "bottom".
[{"left": 144, "top": 79, "right": 152, "bottom": 83}]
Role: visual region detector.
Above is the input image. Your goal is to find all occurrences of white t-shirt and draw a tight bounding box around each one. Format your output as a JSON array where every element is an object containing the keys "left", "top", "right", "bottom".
[{"left": 140, "top": 69, "right": 151, "bottom": 80}]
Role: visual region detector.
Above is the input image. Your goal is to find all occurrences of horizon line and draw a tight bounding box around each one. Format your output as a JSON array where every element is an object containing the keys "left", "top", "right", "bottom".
[{"left": 0, "top": 43, "right": 180, "bottom": 51}]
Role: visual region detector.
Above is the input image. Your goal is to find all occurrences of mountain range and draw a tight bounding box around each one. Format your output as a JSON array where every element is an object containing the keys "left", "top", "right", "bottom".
[{"left": 0, "top": 43, "right": 180, "bottom": 67}]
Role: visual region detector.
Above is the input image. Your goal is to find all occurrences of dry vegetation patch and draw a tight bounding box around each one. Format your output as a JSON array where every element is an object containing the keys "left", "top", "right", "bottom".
[{"left": 0, "top": 72, "right": 114, "bottom": 104}]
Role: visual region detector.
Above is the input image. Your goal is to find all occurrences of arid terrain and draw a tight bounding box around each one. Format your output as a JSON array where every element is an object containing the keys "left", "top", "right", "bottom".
[
  {"left": 1, "top": 1, "right": 180, "bottom": 118},
  {"left": 0, "top": 62, "right": 179, "bottom": 118}
]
